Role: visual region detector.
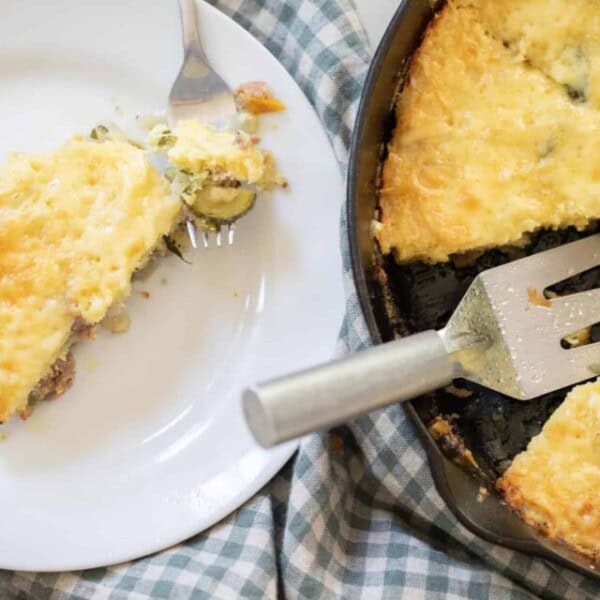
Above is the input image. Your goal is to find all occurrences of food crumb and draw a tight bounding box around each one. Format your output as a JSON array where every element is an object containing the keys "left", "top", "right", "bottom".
[
  {"left": 445, "top": 384, "right": 473, "bottom": 399},
  {"left": 477, "top": 486, "right": 490, "bottom": 503},
  {"left": 527, "top": 287, "right": 552, "bottom": 308},
  {"left": 430, "top": 417, "right": 452, "bottom": 438},
  {"left": 563, "top": 327, "right": 591, "bottom": 348},
  {"left": 0, "top": 432, "right": 8, "bottom": 441},
  {"left": 19, "top": 406, "right": 33, "bottom": 421},
  {"left": 103, "top": 312, "right": 131, "bottom": 334},
  {"left": 139, "top": 291, "right": 150, "bottom": 299},
  {"left": 83, "top": 355, "right": 100, "bottom": 372},
  {"left": 160, "top": 277, "right": 168, "bottom": 285},
  {"left": 235, "top": 81, "right": 286, "bottom": 114},
  {"left": 330, "top": 432, "right": 344, "bottom": 452}
]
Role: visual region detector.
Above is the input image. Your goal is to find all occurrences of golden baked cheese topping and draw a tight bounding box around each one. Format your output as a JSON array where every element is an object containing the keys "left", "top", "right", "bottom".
[
  {"left": 477, "top": 0, "right": 600, "bottom": 107},
  {"left": 498, "top": 379, "right": 600, "bottom": 557},
  {"left": 377, "top": 0, "right": 600, "bottom": 263},
  {"left": 0, "top": 138, "right": 180, "bottom": 421},
  {"left": 156, "top": 120, "right": 284, "bottom": 190}
]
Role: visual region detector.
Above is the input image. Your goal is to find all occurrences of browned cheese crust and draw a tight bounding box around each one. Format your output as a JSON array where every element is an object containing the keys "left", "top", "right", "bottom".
[{"left": 377, "top": 0, "right": 600, "bottom": 263}]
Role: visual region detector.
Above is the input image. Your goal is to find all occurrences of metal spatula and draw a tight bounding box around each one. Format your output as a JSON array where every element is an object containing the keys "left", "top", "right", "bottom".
[{"left": 244, "top": 234, "right": 600, "bottom": 447}]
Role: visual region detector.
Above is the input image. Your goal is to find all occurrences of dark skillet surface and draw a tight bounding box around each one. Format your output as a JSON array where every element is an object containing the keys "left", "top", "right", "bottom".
[{"left": 347, "top": 0, "right": 600, "bottom": 579}]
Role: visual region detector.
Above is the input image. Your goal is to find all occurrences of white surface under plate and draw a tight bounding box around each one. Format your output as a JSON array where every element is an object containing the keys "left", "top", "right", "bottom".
[{"left": 0, "top": 0, "right": 344, "bottom": 571}]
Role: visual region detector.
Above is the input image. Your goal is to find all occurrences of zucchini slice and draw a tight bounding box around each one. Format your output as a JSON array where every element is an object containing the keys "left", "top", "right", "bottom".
[{"left": 189, "top": 187, "right": 256, "bottom": 225}]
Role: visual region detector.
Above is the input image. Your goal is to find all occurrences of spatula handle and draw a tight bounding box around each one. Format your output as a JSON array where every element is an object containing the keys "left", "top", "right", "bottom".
[{"left": 243, "top": 330, "right": 456, "bottom": 447}]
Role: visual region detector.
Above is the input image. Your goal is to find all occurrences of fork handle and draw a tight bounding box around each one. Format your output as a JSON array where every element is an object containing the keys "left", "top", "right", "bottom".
[
  {"left": 243, "top": 330, "right": 457, "bottom": 447},
  {"left": 179, "top": 0, "right": 208, "bottom": 60}
]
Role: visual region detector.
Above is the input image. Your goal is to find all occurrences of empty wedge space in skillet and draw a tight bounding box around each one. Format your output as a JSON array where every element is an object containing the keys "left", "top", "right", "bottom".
[
  {"left": 0, "top": 136, "right": 182, "bottom": 422},
  {"left": 376, "top": 0, "right": 600, "bottom": 263}
]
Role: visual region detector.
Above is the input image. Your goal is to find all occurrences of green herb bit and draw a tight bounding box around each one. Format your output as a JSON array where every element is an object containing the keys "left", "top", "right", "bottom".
[
  {"left": 163, "top": 235, "right": 191, "bottom": 264},
  {"left": 165, "top": 167, "right": 177, "bottom": 183},
  {"left": 158, "top": 130, "right": 176, "bottom": 147},
  {"left": 90, "top": 125, "right": 110, "bottom": 141}
]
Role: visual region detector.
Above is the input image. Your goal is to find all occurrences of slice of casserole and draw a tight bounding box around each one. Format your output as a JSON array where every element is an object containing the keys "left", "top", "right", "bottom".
[
  {"left": 498, "top": 379, "right": 600, "bottom": 558},
  {"left": 0, "top": 136, "right": 181, "bottom": 421},
  {"left": 377, "top": 0, "right": 600, "bottom": 263}
]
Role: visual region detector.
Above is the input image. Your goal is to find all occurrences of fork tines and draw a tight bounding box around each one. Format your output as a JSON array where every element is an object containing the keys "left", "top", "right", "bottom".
[
  {"left": 184, "top": 218, "right": 236, "bottom": 249},
  {"left": 197, "top": 223, "right": 236, "bottom": 248}
]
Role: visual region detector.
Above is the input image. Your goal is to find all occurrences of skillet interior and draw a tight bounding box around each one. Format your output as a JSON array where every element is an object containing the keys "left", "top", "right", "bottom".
[{"left": 347, "top": 0, "right": 600, "bottom": 580}]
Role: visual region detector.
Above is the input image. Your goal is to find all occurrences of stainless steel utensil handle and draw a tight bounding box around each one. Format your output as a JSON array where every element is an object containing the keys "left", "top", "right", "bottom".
[
  {"left": 179, "top": 0, "right": 208, "bottom": 60},
  {"left": 243, "top": 330, "right": 456, "bottom": 447}
]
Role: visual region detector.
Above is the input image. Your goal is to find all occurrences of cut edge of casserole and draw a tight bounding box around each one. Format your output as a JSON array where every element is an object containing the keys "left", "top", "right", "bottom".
[{"left": 498, "top": 379, "right": 600, "bottom": 559}]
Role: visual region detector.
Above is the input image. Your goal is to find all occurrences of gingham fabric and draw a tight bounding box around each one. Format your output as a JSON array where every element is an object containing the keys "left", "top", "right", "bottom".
[{"left": 4, "top": 1, "right": 600, "bottom": 599}]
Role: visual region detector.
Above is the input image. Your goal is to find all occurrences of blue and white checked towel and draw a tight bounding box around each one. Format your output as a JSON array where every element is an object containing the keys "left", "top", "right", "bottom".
[{"left": 4, "top": 1, "right": 600, "bottom": 598}]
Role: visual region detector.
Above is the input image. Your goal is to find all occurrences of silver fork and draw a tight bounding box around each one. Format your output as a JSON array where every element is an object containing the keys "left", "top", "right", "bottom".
[
  {"left": 244, "top": 234, "right": 600, "bottom": 447},
  {"left": 168, "top": 0, "right": 238, "bottom": 249}
]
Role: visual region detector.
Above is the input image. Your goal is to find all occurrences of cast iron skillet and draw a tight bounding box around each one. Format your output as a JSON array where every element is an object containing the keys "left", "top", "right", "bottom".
[{"left": 347, "top": 0, "right": 600, "bottom": 580}]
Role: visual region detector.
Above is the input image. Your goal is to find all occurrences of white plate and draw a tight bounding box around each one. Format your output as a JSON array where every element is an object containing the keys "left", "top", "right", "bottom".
[{"left": 0, "top": 0, "right": 344, "bottom": 571}]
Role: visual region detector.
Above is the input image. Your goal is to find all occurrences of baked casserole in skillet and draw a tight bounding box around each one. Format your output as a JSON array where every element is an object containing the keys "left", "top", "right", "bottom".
[{"left": 374, "top": 0, "right": 600, "bottom": 559}]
